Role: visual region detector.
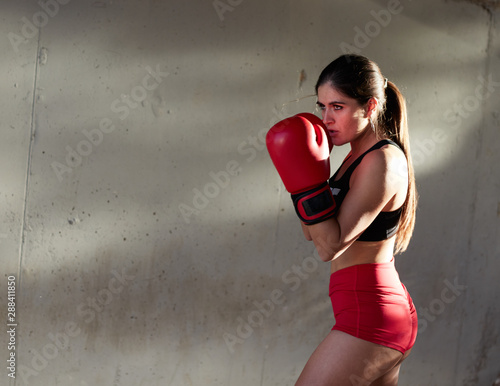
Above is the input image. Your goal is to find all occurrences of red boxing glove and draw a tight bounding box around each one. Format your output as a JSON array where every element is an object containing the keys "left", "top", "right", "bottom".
[
  {"left": 266, "top": 113, "right": 336, "bottom": 225},
  {"left": 295, "top": 112, "right": 333, "bottom": 153}
]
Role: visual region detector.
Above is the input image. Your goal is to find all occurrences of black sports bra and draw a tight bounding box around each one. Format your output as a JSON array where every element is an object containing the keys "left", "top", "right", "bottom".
[{"left": 329, "top": 139, "right": 403, "bottom": 242}]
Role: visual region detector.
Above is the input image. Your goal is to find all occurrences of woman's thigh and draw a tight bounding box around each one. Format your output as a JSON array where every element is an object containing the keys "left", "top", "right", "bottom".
[{"left": 295, "top": 330, "right": 404, "bottom": 386}]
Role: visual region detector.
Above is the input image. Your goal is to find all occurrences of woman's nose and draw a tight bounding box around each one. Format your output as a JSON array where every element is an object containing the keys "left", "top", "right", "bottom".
[{"left": 323, "top": 108, "right": 333, "bottom": 125}]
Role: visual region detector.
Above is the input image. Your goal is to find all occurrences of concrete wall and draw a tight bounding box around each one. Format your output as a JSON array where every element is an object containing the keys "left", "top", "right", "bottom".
[{"left": 1, "top": 0, "right": 499, "bottom": 385}]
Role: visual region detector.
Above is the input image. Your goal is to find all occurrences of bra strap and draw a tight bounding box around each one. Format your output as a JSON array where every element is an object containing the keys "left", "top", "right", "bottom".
[{"left": 340, "top": 139, "right": 401, "bottom": 181}]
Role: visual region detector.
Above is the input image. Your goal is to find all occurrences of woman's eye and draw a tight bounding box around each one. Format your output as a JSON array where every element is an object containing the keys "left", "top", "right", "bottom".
[{"left": 334, "top": 105, "right": 342, "bottom": 110}]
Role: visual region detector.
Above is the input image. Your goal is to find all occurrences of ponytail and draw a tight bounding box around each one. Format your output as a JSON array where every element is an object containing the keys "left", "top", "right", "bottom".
[{"left": 380, "top": 81, "right": 417, "bottom": 254}]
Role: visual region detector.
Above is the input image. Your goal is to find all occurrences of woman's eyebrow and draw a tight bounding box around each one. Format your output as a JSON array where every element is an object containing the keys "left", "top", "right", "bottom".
[{"left": 316, "top": 101, "right": 346, "bottom": 106}]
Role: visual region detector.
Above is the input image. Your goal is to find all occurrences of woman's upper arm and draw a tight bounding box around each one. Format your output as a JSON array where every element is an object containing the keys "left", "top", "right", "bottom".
[{"left": 307, "top": 149, "right": 400, "bottom": 261}]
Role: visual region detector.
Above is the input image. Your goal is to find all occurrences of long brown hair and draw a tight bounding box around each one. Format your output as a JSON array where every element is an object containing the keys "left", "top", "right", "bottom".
[{"left": 315, "top": 54, "right": 417, "bottom": 253}]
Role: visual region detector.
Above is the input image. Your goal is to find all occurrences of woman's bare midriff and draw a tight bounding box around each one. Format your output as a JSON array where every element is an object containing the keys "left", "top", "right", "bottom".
[{"left": 330, "top": 237, "right": 396, "bottom": 274}]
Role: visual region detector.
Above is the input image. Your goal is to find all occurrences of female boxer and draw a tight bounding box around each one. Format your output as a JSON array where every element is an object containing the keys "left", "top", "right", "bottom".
[{"left": 267, "top": 54, "right": 418, "bottom": 385}]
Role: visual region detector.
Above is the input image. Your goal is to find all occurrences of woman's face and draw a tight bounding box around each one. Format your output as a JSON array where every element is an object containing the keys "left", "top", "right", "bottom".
[{"left": 316, "top": 83, "right": 371, "bottom": 146}]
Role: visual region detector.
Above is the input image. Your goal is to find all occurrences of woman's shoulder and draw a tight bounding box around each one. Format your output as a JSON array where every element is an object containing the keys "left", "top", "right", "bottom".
[{"left": 353, "top": 142, "right": 408, "bottom": 187}]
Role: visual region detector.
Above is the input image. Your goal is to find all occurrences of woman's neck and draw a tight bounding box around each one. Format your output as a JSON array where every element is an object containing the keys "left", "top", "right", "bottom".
[{"left": 349, "top": 127, "right": 379, "bottom": 159}]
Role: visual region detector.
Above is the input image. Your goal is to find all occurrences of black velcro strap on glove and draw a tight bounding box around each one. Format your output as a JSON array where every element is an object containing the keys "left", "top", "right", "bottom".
[{"left": 291, "top": 182, "right": 337, "bottom": 225}]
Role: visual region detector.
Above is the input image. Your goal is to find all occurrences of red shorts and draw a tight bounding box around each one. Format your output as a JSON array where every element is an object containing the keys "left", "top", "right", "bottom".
[{"left": 329, "top": 259, "right": 417, "bottom": 354}]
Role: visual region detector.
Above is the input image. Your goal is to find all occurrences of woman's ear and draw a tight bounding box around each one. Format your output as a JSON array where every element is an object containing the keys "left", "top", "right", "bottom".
[{"left": 365, "top": 97, "right": 378, "bottom": 118}]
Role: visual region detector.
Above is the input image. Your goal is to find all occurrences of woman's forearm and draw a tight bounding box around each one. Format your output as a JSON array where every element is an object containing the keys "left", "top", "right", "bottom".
[{"left": 303, "top": 217, "right": 344, "bottom": 262}]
